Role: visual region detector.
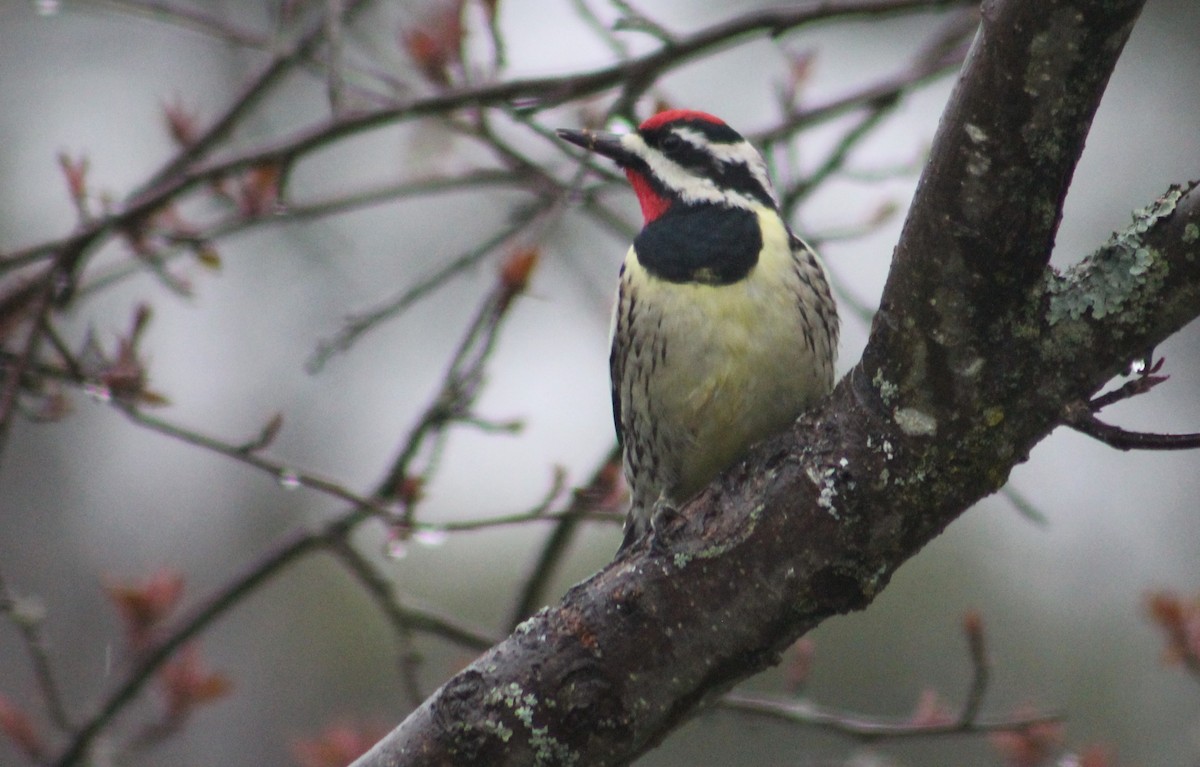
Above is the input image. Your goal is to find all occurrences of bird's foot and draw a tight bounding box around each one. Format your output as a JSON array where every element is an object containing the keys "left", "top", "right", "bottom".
[{"left": 647, "top": 498, "right": 680, "bottom": 556}]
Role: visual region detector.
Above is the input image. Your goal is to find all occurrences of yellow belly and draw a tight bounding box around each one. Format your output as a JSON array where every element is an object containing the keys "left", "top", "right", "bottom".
[{"left": 614, "top": 208, "right": 836, "bottom": 510}]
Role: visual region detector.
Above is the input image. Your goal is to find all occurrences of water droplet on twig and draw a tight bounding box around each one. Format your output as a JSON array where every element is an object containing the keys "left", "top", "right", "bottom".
[
  {"left": 386, "top": 538, "right": 408, "bottom": 560},
  {"left": 83, "top": 383, "right": 112, "bottom": 403},
  {"left": 277, "top": 469, "right": 301, "bottom": 490},
  {"left": 413, "top": 528, "right": 448, "bottom": 547}
]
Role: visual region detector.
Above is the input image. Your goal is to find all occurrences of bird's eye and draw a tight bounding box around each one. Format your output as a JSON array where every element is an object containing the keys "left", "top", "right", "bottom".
[{"left": 660, "top": 134, "right": 683, "bottom": 152}]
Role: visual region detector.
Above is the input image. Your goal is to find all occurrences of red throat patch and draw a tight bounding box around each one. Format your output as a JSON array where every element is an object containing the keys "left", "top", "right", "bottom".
[{"left": 626, "top": 169, "right": 671, "bottom": 223}]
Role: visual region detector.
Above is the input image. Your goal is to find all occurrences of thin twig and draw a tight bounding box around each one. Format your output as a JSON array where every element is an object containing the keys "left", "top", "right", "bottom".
[
  {"left": 958, "top": 611, "right": 988, "bottom": 725},
  {"left": 721, "top": 610, "right": 1057, "bottom": 742},
  {"left": 571, "top": 0, "right": 633, "bottom": 59},
  {"left": 329, "top": 536, "right": 425, "bottom": 707},
  {"left": 76, "top": 169, "right": 529, "bottom": 300},
  {"left": 131, "top": 0, "right": 375, "bottom": 198},
  {"left": 782, "top": 107, "right": 895, "bottom": 215},
  {"left": 52, "top": 250, "right": 541, "bottom": 765},
  {"left": 755, "top": 27, "right": 971, "bottom": 147},
  {"left": 325, "top": 0, "right": 346, "bottom": 115},
  {"left": 0, "top": 279, "right": 54, "bottom": 468},
  {"left": 1062, "top": 358, "right": 1199, "bottom": 450},
  {"left": 324, "top": 537, "right": 495, "bottom": 649},
  {"left": 54, "top": 525, "right": 330, "bottom": 767},
  {"left": 75, "top": 0, "right": 271, "bottom": 48},
  {"left": 378, "top": 266, "right": 526, "bottom": 514},
  {"left": 431, "top": 506, "right": 619, "bottom": 535},
  {"left": 508, "top": 445, "right": 623, "bottom": 630},
  {"left": 51, "top": 508, "right": 492, "bottom": 767},
  {"left": 1087, "top": 361, "right": 1166, "bottom": 411},
  {"left": 116, "top": 404, "right": 399, "bottom": 516},
  {"left": 720, "top": 693, "right": 1062, "bottom": 741},
  {"left": 0, "top": 566, "right": 74, "bottom": 732},
  {"left": 1064, "top": 408, "right": 1200, "bottom": 451},
  {"left": 776, "top": 8, "right": 976, "bottom": 216},
  {"left": 306, "top": 198, "right": 551, "bottom": 372},
  {"left": 325, "top": 538, "right": 496, "bottom": 709},
  {"left": 999, "top": 484, "right": 1050, "bottom": 526},
  {"left": 1, "top": 0, "right": 969, "bottom": 278}
]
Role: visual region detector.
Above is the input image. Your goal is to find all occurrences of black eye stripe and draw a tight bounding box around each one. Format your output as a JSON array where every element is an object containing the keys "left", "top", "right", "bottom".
[
  {"left": 660, "top": 141, "right": 776, "bottom": 208},
  {"left": 720, "top": 164, "right": 776, "bottom": 207},
  {"left": 662, "top": 141, "right": 715, "bottom": 173},
  {"left": 637, "top": 122, "right": 778, "bottom": 209}
]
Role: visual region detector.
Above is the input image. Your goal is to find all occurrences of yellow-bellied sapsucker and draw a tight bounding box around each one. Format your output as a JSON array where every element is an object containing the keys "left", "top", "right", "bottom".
[{"left": 559, "top": 110, "right": 839, "bottom": 551}]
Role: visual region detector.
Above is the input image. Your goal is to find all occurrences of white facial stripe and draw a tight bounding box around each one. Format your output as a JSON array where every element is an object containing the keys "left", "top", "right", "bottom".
[
  {"left": 620, "top": 132, "right": 775, "bottom": 210},
  {"left": 672, "top": 126, "right": 713, "bottom": 150},
  {"left": 675, "top": 129, "right": 778, "bottom": 206}
]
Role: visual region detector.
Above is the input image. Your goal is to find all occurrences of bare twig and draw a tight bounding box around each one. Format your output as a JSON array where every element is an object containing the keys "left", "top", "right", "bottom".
[
  {"left": 376, "top": 245, "right": 542, "bottom": 519},
  {"left": 75, "top": 0, "right": 271, "bottom": 48},
  {"left": 306, "top": 197, "right": 551, "bottom": 373},
  {"left": 325, "top": 0, "right": 347, "bottom": 115},
  {"left": 54, "top": 525, "right": 328, "bottom": 767},
  {"left": 774, "top": 8, "right": 975, "bottom": 215},
  {"left": 325, "top": 538, "right": 494, "bottom": 709},
  {"left": 1064, "top": 407, "right": 1200, "bottom": 451},
  {"left": 1062, "top": 357, "right": 1199, "bottom": 450},
  {"left": 999, "top": 484, "right": 1050, "bottom": 526},
  {"left": 2, "top": 0, "right": 968, "bottom": 277},
  {"left": 0, "top": 279, "right": 54, "bottom": 466},
  {"left": 50, "top": 501, "right": 497, "bottom": 767},
  {"left": 507, "top": 445, "right": 623, "bottom": 630},
  {"left": 76, "top": 169, "right": 529, "bottom": 300},
  {"left": 720, "top": 693, "right": 1062, "bottom": 741},
  {"left": 0, "top": 567, "right": 74, "bottom": 732},
  {"left": 51, "top": 247, "right": 542, "bottom": 765},
  {"left": 1087, "top": 359, "right": 1166, "bottom": 411},
  {"left": 116, "top": 404, "right": 399, "bottom": 516},
  {"left": 958, "top": 611, "right": 988, "bottom": 725},
  {"left": 781, "top": 107, "right": 895, "bottom": 216},
  {"left": 432, "top": 506, "right": 619, "bottom": 535},
  {"left": 721, "top": 610, "right": 1027, "bottom": 743},
  {"left": 131, "top": 0, "right": 375, "bottom": 197}
]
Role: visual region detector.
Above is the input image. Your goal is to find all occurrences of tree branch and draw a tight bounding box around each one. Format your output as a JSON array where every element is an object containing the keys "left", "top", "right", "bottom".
[
  {"left": 0, "top": 0, "right": 966, "bottom": 277},
  {"left": 1063, "top": 407, "right": 1200, "bottom": 451},
  {"left": 720, "top": 694, "right": 1060, "bottom": 741},
  {"left": 348, "top": 2, "right": 1181, "bottom": 765}
]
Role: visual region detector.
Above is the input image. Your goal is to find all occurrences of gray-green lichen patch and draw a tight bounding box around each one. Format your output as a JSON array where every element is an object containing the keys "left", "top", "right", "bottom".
[
  {"left": 1183, "top": 222, "right": 1198, "bottom": 244},
  {"left": 804, "top": 464, "right": 839, "bottom": 519},
  {"left": 483, "top": 682, "right": 578, "bottom": 766},
  {"left": 515, "top": 608, "right": 550, "bottom": 636},
  {"left": 1046, "top": 186, "right": 1184, "bottom": 326},
  {"left": 963, "top": 122, "right": 990, "bottom": 176},
  {"left": 893, "top": 407, "right": 938, "bottom": 437},
  {"left": 873, "top": 368, "right": 899, "bottom": 406}
]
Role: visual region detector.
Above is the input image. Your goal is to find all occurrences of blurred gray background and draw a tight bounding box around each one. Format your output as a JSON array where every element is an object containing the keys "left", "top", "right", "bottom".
[{"left": 0, "top": 1, "right": 1197, "bottom": 765}]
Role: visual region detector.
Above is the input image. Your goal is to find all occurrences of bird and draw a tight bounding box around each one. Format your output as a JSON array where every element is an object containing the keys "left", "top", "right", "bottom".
[{"left": 558, "top": 109, "right": 838, "bottom": 552}]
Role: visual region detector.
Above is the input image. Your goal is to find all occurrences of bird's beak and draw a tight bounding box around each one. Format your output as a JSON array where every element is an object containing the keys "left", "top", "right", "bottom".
[{"left": 557, "top": 128, "right": 634, "bottom": 167}]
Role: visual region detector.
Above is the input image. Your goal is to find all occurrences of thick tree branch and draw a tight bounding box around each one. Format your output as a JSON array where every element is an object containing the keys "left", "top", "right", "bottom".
[{"left": 347, "top": 1, "right": 1189, "bottom": 765}]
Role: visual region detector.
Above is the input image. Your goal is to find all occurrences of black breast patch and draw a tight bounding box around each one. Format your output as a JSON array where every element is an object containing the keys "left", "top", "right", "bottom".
[{"left": 633, "top": 205, "right": 761, "bottom": 285}]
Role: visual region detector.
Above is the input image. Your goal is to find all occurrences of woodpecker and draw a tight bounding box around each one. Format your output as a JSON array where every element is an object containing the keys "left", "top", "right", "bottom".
[{"left": 558, "top": 109, "right": 838, "bottom": 552}]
